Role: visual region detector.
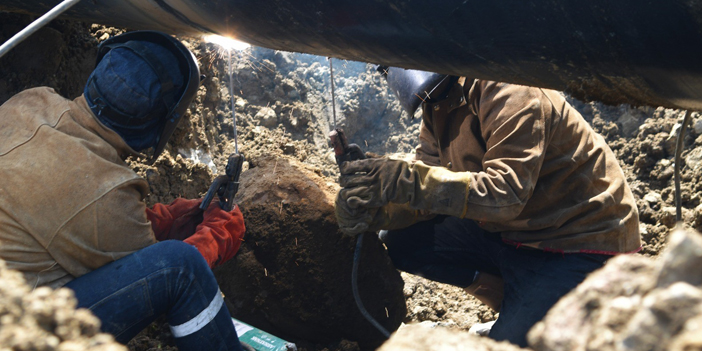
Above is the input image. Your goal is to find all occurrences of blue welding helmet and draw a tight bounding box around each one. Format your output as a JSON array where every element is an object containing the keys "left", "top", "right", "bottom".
[
  {"left": 377, "top": 66, "right": 458, "bottom": 117},
  {"left": 84, "top": 30, "right": 201, "bottom": 163}
]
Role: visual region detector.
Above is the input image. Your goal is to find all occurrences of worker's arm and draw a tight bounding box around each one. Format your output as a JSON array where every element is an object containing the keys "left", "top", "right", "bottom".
[
  {"left": 465, "top": 81, "right": 550, "bottom": 222},
  {"left": 337, "top": 82, "right": 550, "bottom": 222},
  {"left": 415, "top": 117, "right": 442, "bottom": 166}
]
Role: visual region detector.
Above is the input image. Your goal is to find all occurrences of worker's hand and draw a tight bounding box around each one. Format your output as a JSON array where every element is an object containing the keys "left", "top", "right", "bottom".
[
  {"left": 335, "top": 191, "right": 436, "bottom": 234},
  {"left": 146, "top": 198, "right": 204, "bottom": 241},
  {"left": 334, "top": 190, "right": 375, "bottom": 235},
  {"left": 338, "top": 156, "right": 410, "bottom": 209},
  {"left": 184, "top": 201, "right": 245, "bottom": 267},
  {"left": 339, "top": 158, "right": 472, "bottom": 218}
]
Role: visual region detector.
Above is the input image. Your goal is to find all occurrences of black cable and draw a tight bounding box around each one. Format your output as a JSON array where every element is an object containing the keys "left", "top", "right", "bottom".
[{"left": 351, "top": 233, "right": 391, "bottom": 339}]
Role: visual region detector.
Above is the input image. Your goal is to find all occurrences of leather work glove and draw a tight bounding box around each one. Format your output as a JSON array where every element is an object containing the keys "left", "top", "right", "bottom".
[
  {"left": 184, "top": 200, "right": 246, "bottom": 268},
  {"left": 146, "top": 198, "right": 204, "bottom": 241},
  {"left": 339, "top": 158, "right": 471, "bottom": 218},
  {"left": 335, "top": 191, "right": 436, "bottom": 235},
  {"left": 335, "top": 190, "right": 376, "bottom": 234}
]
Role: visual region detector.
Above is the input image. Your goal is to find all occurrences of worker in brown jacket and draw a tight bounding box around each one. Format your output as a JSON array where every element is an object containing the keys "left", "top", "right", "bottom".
[
  {"left": 0, "top": 31, "right": 245, "bottom": 351},
  {"left": 335, "top": 68, "right": 641, "bottom": 347}
]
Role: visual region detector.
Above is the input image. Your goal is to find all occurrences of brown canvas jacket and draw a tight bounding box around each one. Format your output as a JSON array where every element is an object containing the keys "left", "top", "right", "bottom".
[
  {"left": 0, "top": 87, "right": 157, "bottom": 289},
  {"left": 416, "top": 79, "right": 641, "bottom": 253}
]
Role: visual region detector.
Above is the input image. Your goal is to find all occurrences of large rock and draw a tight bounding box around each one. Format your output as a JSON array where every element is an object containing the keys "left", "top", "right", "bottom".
[
  {"left": 528, "top": 227, "right": 702, "bottom": 351},
  {"left": 0, "top": 260, "right": 125, "bottom": 351},
  {"left": 377, "top": 324, "right": 526, "bottom": 351},
  {"left": 214, "top": 156, "right": 406, "bottom": 349}
]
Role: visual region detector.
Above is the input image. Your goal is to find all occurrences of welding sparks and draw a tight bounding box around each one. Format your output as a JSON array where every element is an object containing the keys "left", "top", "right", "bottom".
[{"left": 203, "top": 34, "right": 251, "bottom": 51}]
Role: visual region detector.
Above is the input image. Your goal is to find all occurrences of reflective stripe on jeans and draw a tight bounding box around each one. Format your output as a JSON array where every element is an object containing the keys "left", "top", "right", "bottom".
[{"left": 170, "top": 288, "right": 225, "bottom": 338}]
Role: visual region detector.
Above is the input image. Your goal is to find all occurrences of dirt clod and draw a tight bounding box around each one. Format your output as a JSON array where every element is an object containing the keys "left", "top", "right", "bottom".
[
  {"left": 0, "top": 261, "right": 126, "bottom": 351},
  {"left": 214, "top": 155, "right": 406, "bottom": 350}
]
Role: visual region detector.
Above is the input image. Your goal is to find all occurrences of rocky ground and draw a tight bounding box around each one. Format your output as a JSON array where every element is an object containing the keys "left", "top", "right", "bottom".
[{"left": 2, "top": 12, "right": 702, "bottom": 351}]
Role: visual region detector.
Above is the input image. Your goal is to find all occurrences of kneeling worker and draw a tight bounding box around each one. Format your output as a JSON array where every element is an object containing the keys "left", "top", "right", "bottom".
[
  {"left": 335, "top": 69, "right": 641, "bottom": 347},
  {"left": 0, "top": 31, "right": 245, "bottom": 350}
]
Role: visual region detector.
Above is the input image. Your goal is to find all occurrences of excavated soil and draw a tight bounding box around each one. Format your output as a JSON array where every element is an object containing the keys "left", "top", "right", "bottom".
[{"left": 3, "top": 11, "right": 702, "bottom": 351}]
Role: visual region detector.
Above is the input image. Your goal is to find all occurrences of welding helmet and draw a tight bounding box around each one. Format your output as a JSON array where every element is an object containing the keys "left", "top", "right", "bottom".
[
  {"left": 84, "top": 30, "right": 201, "bottom": 162},
  {"left": 377, "top": 66, "right": 458, "bottom": 117}
]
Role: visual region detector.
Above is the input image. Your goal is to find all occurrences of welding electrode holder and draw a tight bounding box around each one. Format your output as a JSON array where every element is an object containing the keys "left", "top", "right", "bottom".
[
  {"left": 200, "top": 153, "right": 245, "bottom": 212},
  {"left": 329, "top": 128, "right": 366, "bottom": 167}
]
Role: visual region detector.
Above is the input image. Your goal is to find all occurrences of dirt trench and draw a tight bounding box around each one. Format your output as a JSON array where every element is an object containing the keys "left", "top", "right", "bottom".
[{"left": 4, "top": 11, "right": 702, "bottom": 351}]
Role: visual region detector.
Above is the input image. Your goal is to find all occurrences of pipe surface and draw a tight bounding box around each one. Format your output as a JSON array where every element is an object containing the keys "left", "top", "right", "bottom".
[
  {"left": 3, "top": 0, "right": 702, "bottom": 110},
  {"left": 0, "top": 0, "right": 81, "bottom": 59}
]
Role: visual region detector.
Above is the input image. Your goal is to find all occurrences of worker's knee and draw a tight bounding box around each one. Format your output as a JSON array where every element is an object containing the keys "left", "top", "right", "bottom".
[
  {"left": 149, "top": 240, "right": 210, "bottom": 275},
  {"left": 378, "top": 229, "right": 419, "bottom": 270}
]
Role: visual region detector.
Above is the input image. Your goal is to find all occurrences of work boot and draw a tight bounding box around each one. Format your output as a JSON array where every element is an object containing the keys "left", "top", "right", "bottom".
[{"left": 464, "top": 272, "right": 504, "bottom": 312}]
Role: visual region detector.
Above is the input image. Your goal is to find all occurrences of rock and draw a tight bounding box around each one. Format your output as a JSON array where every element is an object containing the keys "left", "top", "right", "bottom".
[
  {"left": 685, "top": 147, "right": 702, "bottom": 170},
  {"left": 528, "top": 228, "right": 702, "bottom": 351},
  {"left": 214, "top": 156, "right": 405, "bottom": 349},
  {"left": 694, "top": 204, "right": 702, "bottom": 228},
  {"left": 655, "top": 227, "right": 702, "bottom": 288},
  {"left": 255, "top": 107, "right": 278, "bottom": 128},
  {"left": 658, "top": 206, "right": 678, "bottom": 228},
  {"left": 620, "top": 282, "right": 702, "bottom": 351},
  {"left": 669, "top": 314, "right": 702, "bottom": 351},
  {"left": 282, "top": 143, "right": 296, "bottom": 155},
  {"left": 643, "top": 192, "right": 661, "bottom": 205},
  {"left": 377, "top": 324, "right": 526, "bottom": 351},
  {"left": 528, "top": 255, "right": 656, "bottom": 351},
  {"left": 235, "top": 98, "right": 247, "bottom": 111},
  {"left": 0, "top": 260, "right": 126, "bottom": 351},
  {"left": 617, "top": 110, "right": 645, "bottom": 137}
]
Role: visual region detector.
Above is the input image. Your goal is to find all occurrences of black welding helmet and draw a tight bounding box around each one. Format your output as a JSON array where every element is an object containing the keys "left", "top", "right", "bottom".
[
  {"left": 377, "top": 66, "right": 458, "bottom": 117},
  {"left": 84, "top": 30, "right": 201, "bottom": 163}
]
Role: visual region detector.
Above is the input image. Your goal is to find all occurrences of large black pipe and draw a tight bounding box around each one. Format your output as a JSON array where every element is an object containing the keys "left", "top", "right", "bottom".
[{"left": 3, "top": 0, "right": 702, "bottom": 110}]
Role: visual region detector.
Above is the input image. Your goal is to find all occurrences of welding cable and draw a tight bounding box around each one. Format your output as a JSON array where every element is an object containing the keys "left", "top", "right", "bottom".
[
  {"left": 0, "top": 0, "right": 82, "bottom": 59},
  {"left": 352, "top": 233, "right": 391, "bottom": 339},
  {"left": 674, "top": 110, "right": 692, "bottom": 223}
]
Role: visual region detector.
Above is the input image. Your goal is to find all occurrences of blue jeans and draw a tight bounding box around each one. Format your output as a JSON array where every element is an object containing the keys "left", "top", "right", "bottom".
[
  {"left": 380, "top": 215, "right": 608, "bottom": 347},
  {"left": 65, "top": 240, "right": 243, "bottom": 351}
]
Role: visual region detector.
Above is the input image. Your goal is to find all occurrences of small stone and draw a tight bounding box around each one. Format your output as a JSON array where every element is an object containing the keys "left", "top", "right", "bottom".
[
  {"left": 255, "top": 107, "right": 278, "bottom": 128},
  {"left": 643, "top": 192, "right": 662, "bottom": 204},
  {"left": 283, "top": 143, "right": 296, "bottom": 155},
  {"left": 694, "top": 118, "right": 702, "bottom": 135},
  {"left": 658, "top": 207, "right": 678, "bottom": 228}
]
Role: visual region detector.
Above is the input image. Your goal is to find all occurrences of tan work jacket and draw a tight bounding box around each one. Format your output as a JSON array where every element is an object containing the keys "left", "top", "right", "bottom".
[
  {"left": 0, "top": 87, "right": 157, "bottom": 289},
  {"left": 417, "top": 79, "right": 641, "bottom": 253}
]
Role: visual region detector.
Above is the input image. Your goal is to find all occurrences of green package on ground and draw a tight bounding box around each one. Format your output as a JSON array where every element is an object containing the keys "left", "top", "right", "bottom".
[{"left": 232, "top": 318, "right": 298, "bottom": 351}]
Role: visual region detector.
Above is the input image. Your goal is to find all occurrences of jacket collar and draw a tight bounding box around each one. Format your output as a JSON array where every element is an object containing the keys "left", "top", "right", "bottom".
[
  {"left": 73, "top": 95, "right": 144, "bottom": 160},
  {"left": 423, "top": 77, "right": 469, "bottom": 115}
]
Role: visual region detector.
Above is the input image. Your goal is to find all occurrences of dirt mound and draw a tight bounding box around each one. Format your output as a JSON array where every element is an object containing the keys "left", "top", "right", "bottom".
[
  {"left": 0, "top": 260, "right": 126, "bottom": 351},
  {"left": 214, "top": 155, "right": 406, "bottom": 350},
  {"left": 528, "top": 227, "right": 702, "bottom": 351}
]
